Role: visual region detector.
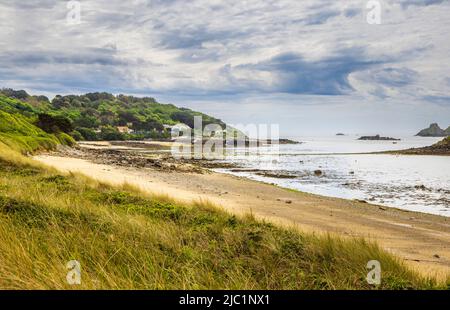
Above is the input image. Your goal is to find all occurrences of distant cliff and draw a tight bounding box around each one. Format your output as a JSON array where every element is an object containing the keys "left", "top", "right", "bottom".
[{"left": 416, "top": 123, "right": 450, "bottom": 137}]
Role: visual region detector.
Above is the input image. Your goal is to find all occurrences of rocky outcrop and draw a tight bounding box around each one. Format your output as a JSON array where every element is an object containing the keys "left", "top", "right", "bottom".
[
  {"left": 416, "top": 123, "right": 449, "bottom": 137},
  {"left": 389, "top": 136, "right": 450, "bottom": 155},
  {"left": 278, "top": 139, "right": 302, "bottom": 144},
  {"left": 358, "top": 135, "right": 400, "bottom": 141}
]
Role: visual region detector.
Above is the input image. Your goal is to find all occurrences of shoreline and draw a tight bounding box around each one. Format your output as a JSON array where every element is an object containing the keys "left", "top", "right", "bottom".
[{"left": 34, "top": 146, "right": 450, "bottom": 278}]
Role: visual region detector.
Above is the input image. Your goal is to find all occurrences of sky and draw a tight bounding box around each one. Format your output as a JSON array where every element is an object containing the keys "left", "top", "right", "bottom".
[{"left": 0, "top": 0, "right": 449, "bottom": 136}]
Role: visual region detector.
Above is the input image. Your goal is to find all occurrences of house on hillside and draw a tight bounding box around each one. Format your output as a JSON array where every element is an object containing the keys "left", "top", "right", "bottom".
[{"left": 116, "top": 126, "right": 133, "bottom": 134}]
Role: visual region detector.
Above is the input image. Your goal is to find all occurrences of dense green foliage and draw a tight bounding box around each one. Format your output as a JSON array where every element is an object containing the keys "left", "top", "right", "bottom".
[
  {"left": 0, "top": 110, "right": 74, "bottom": 153},
  {"left": 37, "top": 113, "right": 74, "bottom": 134},
  {"left": 0, "top": 93, "right": 36, "bottom": 115},
  {"left": 0, "top": 90, "right": 75, "bottom": 152},
  {"left": 1, "top": 89, "right": 228, "bottom": 142}
]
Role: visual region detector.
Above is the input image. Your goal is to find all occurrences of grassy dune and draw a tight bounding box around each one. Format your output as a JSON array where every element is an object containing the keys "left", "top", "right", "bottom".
[
  {"left": 0, "top": 110, "right": 74, "bottom": 153},
  {"left": 0, "top": 140, "right": 444, "bottom": 290}
]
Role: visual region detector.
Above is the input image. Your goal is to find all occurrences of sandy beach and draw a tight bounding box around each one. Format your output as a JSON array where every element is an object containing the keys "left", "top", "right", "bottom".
[{"left": 34, "top": 152, "right": 450, "bottom": 278}]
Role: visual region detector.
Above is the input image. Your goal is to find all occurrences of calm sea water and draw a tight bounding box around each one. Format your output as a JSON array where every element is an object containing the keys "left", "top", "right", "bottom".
[{"left": 214, "top": 136, "right": 450, "bottom": 217}]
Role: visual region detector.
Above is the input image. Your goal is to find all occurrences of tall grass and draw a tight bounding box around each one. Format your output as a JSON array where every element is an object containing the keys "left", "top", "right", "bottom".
[{"left": 0, "top": 142, "right": 444, "bottom": 290}]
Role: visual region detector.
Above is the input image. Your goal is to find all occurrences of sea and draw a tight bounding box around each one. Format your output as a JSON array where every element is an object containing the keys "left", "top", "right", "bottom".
[{"left": 213, "top": 135, "right": 450, "bottom": 217}]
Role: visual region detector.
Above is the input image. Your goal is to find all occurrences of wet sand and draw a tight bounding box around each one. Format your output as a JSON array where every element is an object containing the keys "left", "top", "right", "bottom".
[{"left": 34, "top": 154, "right": 450, "bottom": 278}]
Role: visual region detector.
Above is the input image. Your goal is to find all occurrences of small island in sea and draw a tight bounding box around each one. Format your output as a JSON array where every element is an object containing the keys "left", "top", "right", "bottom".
[
  {"left": 358, "top": 134, "right": 400, "bottom": 141},
  {"left": 278, "top": 138, "right": 302, "bottom": 144}
]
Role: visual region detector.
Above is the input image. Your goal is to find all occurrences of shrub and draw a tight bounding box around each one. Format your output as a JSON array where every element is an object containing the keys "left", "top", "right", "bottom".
[
  {"left": 76, "top": 127, "right": 98, "bottom": 141},
  {"left": 37, "top": 113, "right": 74, "bottom": 134},
  {"left": 56, "top": 132, "right": 76, "bottom": 146},
  {"left": 100, "top": 126, "right": 125, "bottom": 141},
  {"left": 70, "top": 130, "right": 84, "bottom": 141}
]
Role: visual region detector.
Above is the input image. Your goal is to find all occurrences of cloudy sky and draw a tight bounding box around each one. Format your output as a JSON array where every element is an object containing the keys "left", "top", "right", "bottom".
[{"left": 0, "top": 0, "right": 449, "bottom": 136}]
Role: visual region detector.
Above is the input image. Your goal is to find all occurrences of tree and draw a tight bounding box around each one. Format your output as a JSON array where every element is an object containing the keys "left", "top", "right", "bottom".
[
  {"left": 37, "top": 113, "right": 74, "bottom": 134},
  {"left": 146, "top": 118, "right": 164, "bottom": 131},
  {"left": 85, "top": 92, "right": 115, "bottom": 102},
  {"left": 74, "top": 113, "right": 99, "bottom": 128},
  {"left": 117, "top": 110, "right": 139, "bottom": 125},
  {"left": 171, "top": 111, "right": 195, "bottom": 128},
  {"left": 0, "top": 88, "right": 29, "bottom": 100},
  {"left": 77, "top": 127, "right": 98, "bottom": 141},
  {"left": 133, "top": 117, "right": 164, "bottom": 132},
  {"left": 32, "top": 95, "right": 50, "bottom": 103},
  {"left": 70, "top": 130, "right": 84, "bottom": 141},
  {"left": 51, "top": 95, "right": 71, "bottom": 109},
  {"left": 100, "top": 126, "right": 125, "bottom": 141}
]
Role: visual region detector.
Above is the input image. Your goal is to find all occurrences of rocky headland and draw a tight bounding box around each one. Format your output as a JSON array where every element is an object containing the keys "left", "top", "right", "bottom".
[
  {"left": 416, "top": 123, "right": 450, "bottom": 137},
  {"left": 387, "top": 136, "right": 450, "bottom": 156}
]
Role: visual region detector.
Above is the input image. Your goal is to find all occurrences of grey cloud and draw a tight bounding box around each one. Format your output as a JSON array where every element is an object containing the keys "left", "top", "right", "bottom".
[
  {"left": 0, "top": 45, "right": 149, "bottom": 94},
  {"left": 156, "top": 26, "right": 249, "bottom": 50},
  {"left": 397, "top": 0, "right": 446, "bottom": 8},
  {"left": 233, "top": 48, "right": 386, "bottom": 95},
  {"left": 1, "top": 0, "right": 58, "bottom": 10},
  {"left": 423, "top": 95, "right": 450, "bottom": 106},
  {"left": 0, "top": 48, "right": 145, "bottom": 67},
  {"left": 370, "top": 68, "right": 418, "bottom": 87},
  {"left": 0, "top": 64, "right": 129, "bottom": 94},
  {"left": 304, "top": 10, "right": 341, "bottom": 25},
  {"left": 343, "top": 8, "right": 361, "bottom": 18}
]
